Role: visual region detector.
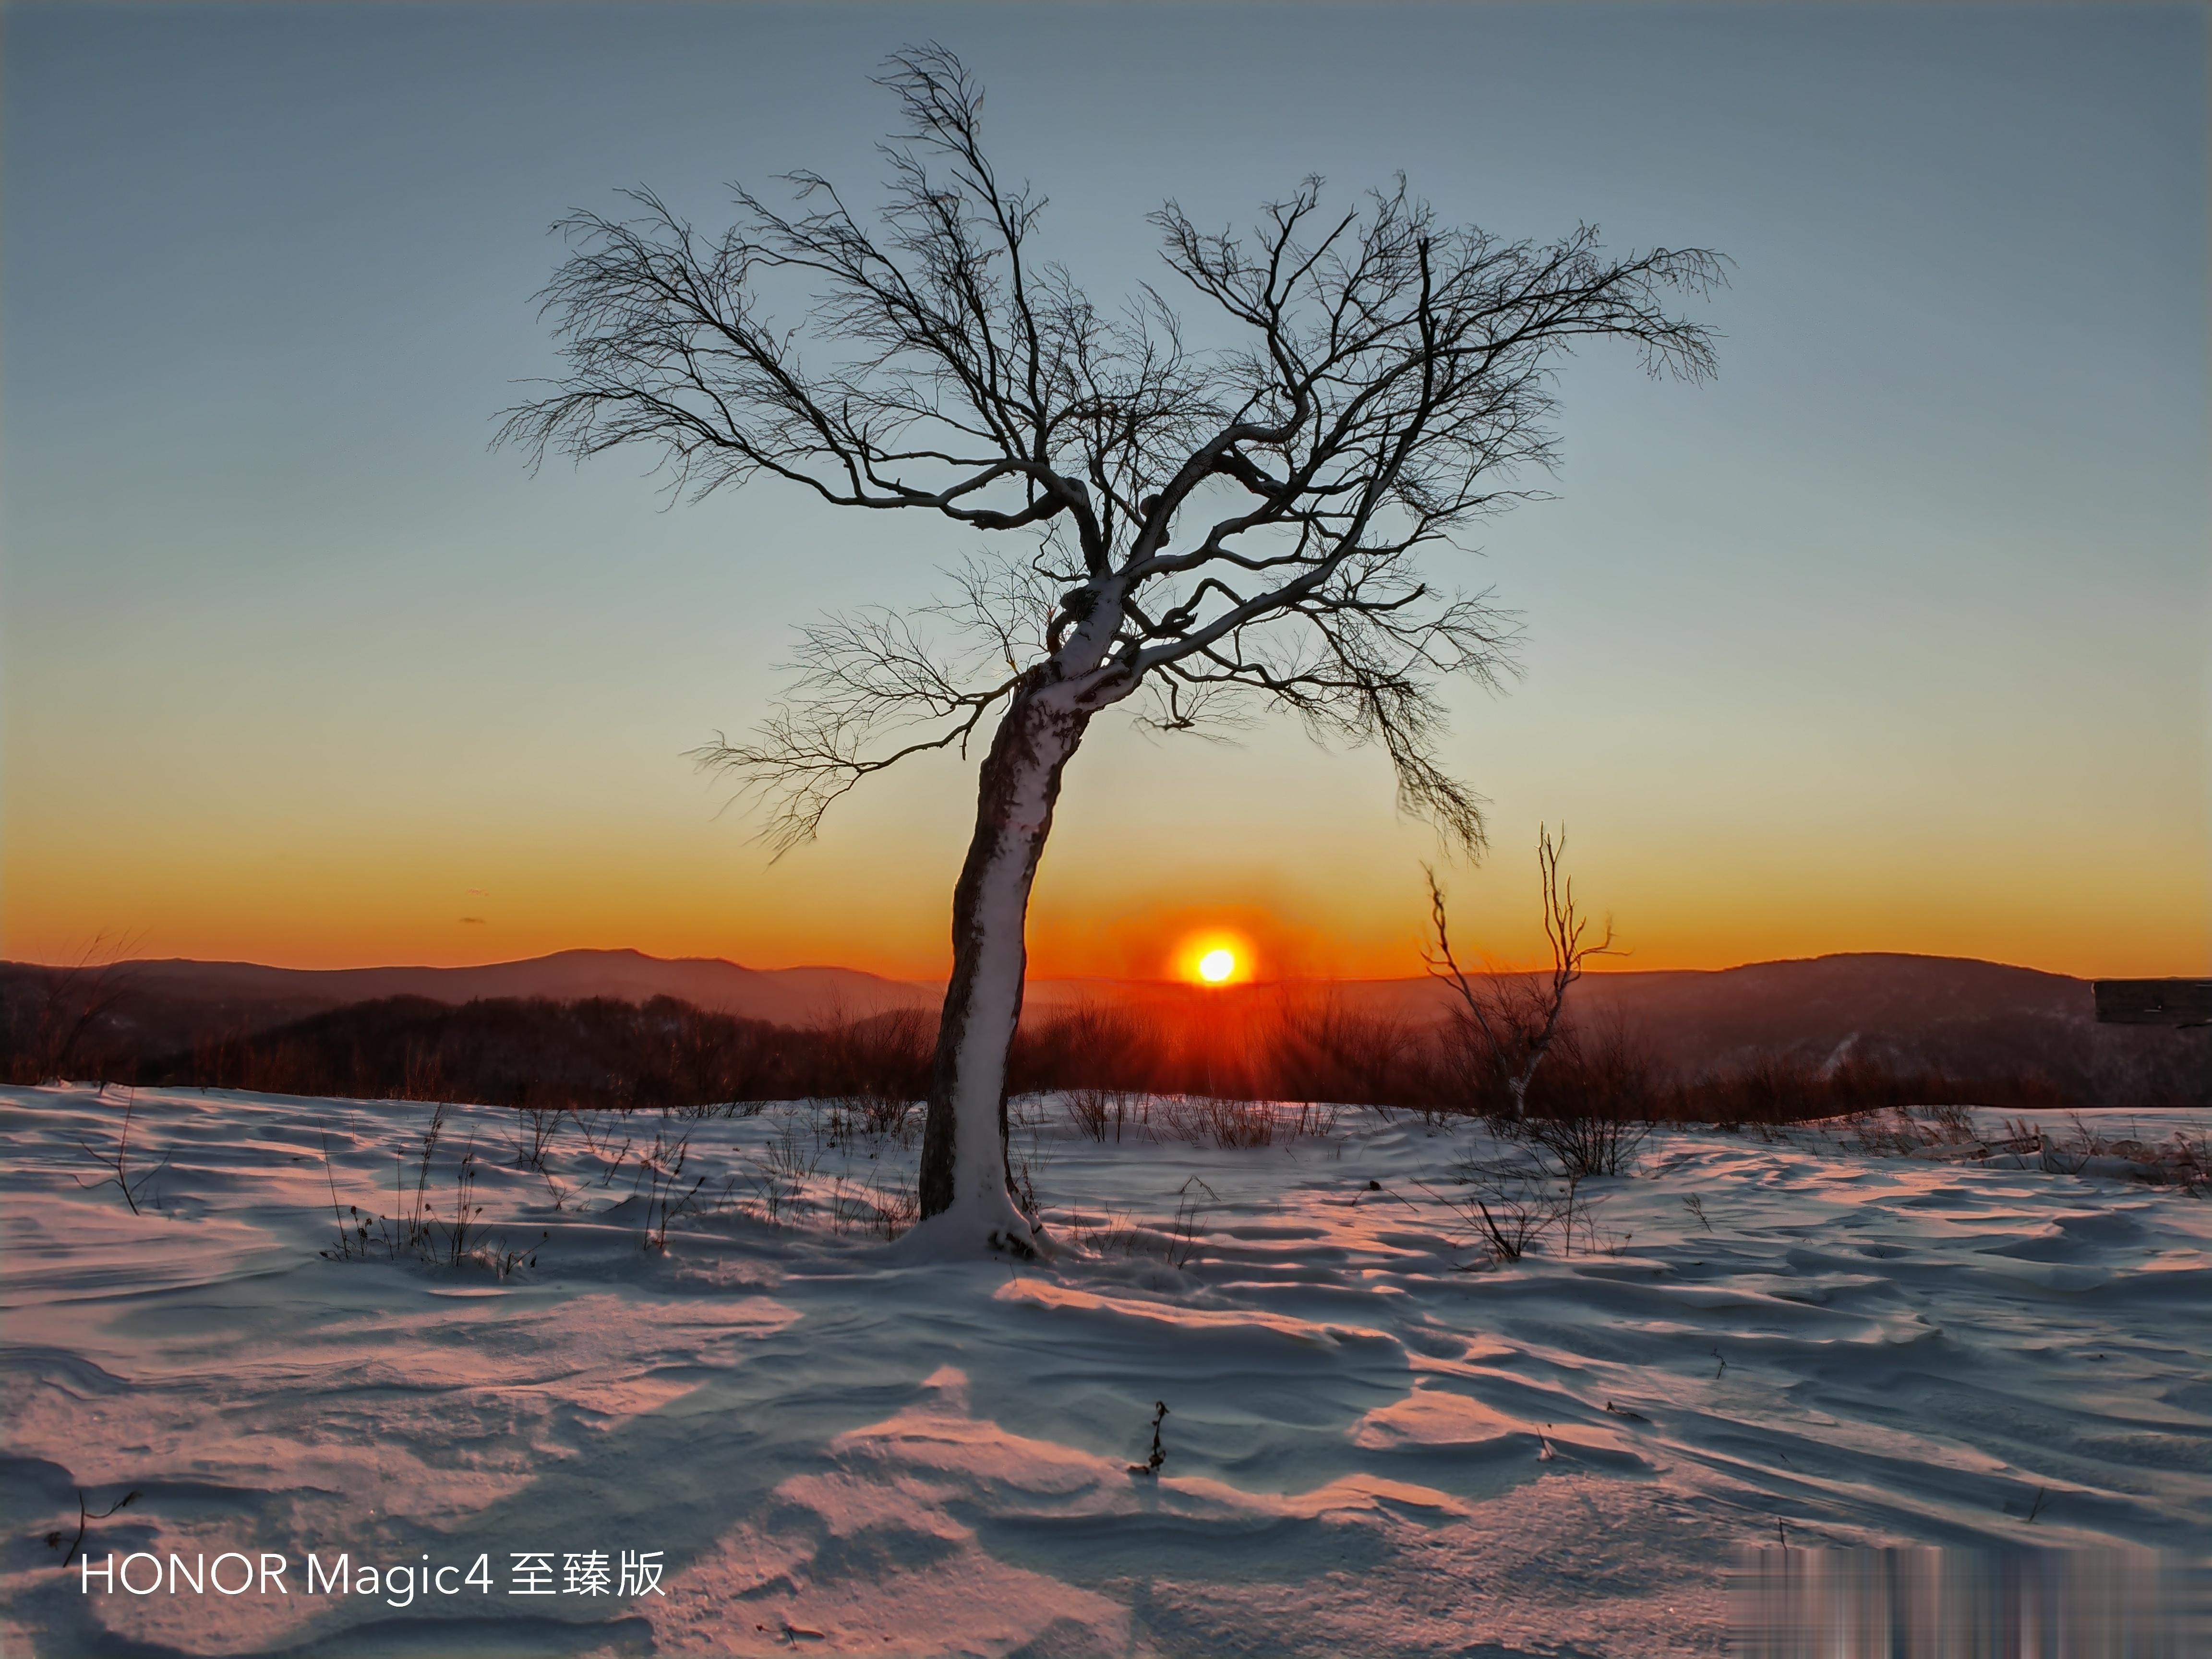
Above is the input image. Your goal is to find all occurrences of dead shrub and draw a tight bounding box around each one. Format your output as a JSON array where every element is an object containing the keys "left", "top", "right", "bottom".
[
  {"left": 1066, "top": 1087, "right": 1145, "bottom": 1142},
  {"left": 1520, "top": 1109, "right": 1647, "bottom": 1178},
  {"left": 1429, "top": 1150, "right": 1617, "bottom": 1262},
  {"left": 1150, "top": 1095, "right": 1339, "bottom": 1149},
  {"left": 71, "top": 1087, "right": 171, "bottom": 1215},
  {"left": 1010, "top": 1005, "right": 1160, "bottom": 1093},
  {"left": 1267, "top": 995, "right": 1431, "bottom": 1108}
]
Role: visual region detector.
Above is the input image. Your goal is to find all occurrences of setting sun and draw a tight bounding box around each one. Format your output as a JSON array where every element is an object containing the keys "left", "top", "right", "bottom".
[{"left": 1172, "top": 929, "right": 1256, "bottom": 986}]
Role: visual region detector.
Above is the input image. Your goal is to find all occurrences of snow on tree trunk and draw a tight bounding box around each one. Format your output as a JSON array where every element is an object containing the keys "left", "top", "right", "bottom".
[{"left": 908, "top": 678, "right": 1090, "bottom": 1256}]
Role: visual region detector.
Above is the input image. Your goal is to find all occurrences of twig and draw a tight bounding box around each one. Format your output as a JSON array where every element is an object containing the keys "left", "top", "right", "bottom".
[
  {"left": 1166, "top": 1178, "right": 1217, "bottom": 1269},
  {"left": 1365, "top": 1179, "right": 1428, "bottom": 1220},
  {"left": 317, "top": 1128, "right": 353, "bottom": 1255},
  {"left": 72, "top": 1091, "right": 169, "bottom": 1215},
  {"left": 48, "top": 1488, "right": 142, "bottom": 1568},
  {"left": 1127, "top": 1401, "right": 1169, "bottom": 1476}
]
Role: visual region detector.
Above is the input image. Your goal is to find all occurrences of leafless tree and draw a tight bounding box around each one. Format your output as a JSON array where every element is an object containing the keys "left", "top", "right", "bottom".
[
  {"left": 500, "top": 46, "right": 1720, "bottom": 1251},
  {"left": 5, "top": 933, "right": 138, "bottom": 1086},
  {"left": 1425, "top": 825, "right": 1617, "bottom": 1120}
]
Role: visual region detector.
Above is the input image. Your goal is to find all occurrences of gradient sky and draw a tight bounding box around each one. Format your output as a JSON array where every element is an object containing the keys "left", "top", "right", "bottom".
[{"left": 5, "top": 3, "right": 2207, "bottom": 982}]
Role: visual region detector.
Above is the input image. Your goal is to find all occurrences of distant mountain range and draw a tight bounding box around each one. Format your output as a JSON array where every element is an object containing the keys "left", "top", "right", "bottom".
[
  {"left": 8, "top": 943, "right": 2088, "bottom": 1025},
  {"left": 71, "top": 948, "right": 935, "bottom": 1030},
  {"left": 2, "top": 947, "right": 2200, "bottom": 1105},
  {"left": 0, "top": 943, "right": 2089, "bottom": 1061}
]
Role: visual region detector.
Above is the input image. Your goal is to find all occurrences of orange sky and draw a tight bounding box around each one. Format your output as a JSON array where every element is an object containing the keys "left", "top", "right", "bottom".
[
  {"left": 5, "top": 6, "right": 2206, "bottom": 984},
  {"left": 6, "top": 705, "right": 2204, "bottom": 981}
]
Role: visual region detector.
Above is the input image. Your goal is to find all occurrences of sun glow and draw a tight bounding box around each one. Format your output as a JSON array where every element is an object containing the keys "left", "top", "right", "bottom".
[{"left": 1174, "top": 929, "right": 1253, "bottom": 986}]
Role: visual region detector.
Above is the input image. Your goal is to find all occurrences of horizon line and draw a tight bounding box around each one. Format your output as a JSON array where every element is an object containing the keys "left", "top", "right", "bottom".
[{"left": 0, "top": 945, "right": 2110, "bottom": 985}]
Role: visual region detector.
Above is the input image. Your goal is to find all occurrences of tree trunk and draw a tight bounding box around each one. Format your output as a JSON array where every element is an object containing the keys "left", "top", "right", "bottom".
[{"left": 912, "top": 678, "right": 1090, "bottom": 1253}]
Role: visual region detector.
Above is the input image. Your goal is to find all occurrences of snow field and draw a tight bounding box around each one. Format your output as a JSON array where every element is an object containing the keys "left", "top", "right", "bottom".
[{"left": 2, "top": 1085, "right": 2207, "bottom": 1656}]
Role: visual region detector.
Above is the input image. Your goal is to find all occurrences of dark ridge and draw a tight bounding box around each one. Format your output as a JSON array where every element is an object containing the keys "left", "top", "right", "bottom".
[{"left": 6, "top": 965, "right": 2204, "bottom": 1116}]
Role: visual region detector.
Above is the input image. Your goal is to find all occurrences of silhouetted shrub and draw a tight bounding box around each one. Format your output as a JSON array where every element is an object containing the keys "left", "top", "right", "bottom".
[
  {"left": 136, "top": 996, "right": 941, "bottom": 1115},
  {"left": 1008, "top": 1005, "right": 1161, "bottom": 1094},
  {"left": 1654, "top": 1053, "right": 2065, "bottom": 1125}
]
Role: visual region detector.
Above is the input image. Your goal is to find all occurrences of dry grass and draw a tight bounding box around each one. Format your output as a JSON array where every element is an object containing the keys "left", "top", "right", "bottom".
[
  {"left": 318, "top": 1105, "right": 542, "bottom": 1275},
  {"left": 1165, "top": 1178, "right": 1218, "bottom": 1269},
  {"left": 1052, "top": 1205, "right": 1149, "bottom": 1257},
  {"left": 1066, "top": 1086, "right": 1144, "bottom": 1142},
  {"left": 1516, "top": 1107, "right": 1648, "bottom": 1178},
  {"left": 1838, "top": 1106, "right": 2209, "bottom": 1193},
  {"left": 1425, "top": 1146, "right": 1624, "bottom": 1264},
  {"left": 1065, "top": 1093, "right": 1342, "bottom": 1150}
]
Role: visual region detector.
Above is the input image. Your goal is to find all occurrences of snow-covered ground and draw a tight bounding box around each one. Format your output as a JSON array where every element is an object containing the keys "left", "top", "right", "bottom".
[{"left": 3, "top": 1084, "right": 2207, "bottom": 1656}]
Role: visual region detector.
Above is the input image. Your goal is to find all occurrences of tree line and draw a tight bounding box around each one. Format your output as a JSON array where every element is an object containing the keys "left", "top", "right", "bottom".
[{"left": 7, "top": 985, "right": 2092, "bottom": 1125}]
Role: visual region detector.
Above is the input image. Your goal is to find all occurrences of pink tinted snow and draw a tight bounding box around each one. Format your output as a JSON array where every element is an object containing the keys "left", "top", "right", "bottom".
[{"left": 2, "top": 1084, "right": 2206, "bottom": 1656}]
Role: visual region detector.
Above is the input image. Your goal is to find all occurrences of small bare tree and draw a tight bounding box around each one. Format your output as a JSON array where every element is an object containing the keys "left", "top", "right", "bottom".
[
  {"left": 1425, "top": 825, "right": 1616, "bottom": 1120},
  {"left": 5, "top": 934, "right": 138, "bottom": 1087},
  {"left": 501, "top": 47, "right": 1720, "bottom": 1252}
]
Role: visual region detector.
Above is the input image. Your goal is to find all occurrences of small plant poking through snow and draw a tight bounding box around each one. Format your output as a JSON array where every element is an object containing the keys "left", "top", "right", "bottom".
[
  {"left": 1518, "top": 1106, "right": 1647, "bottom": 1179},
  {"left": 1151, "top": 1096, "right": 1341, "bottom": 1150},
  {"left": 1166, "top": 1178, "right": 1218, "bottom": 1269},
  {"left": 509, "top": 1106, "right": 562, "bottom": 1173},
  {"left": 742, "top": 1116, "right": 824, "bottom": 1226},
  {"left": 1067, "top": 1087, "right": 1142, "bottom": 1142},
  {"left": 828, "top": 1170, "right": 918, "bottom": 1240},
  {"left": 1835, "top": 1107, "right": 2211, "bottom": 1194},
  {"left": 1426, "top": 1142, "right": 1622, "bottom": 1263},
  {"left": 1427, "top": 1160, "right": 1549, "bottom": 1262},
  {"left": 635, "top": 1128, "right": 714, "bottom": 1252},
  {"left": 317, "top": 1108, "right": 541, "bottom": 1276},
  {"left": 1058, "top": 1206, "right": 1146, "bottom": 1257},
  {"left": 1128, "top": 1401, "right": 1169, "bottom": 1477},
  {"left": 71, "top": 1087, "right": 170, "bottom": 1215},
  {"left": 47, "top": 1487, "right": 142, "bottom": 1569},
  {"left": 445, "top": 1137, "right": 488, "bottom": 1264},
  {"left": 1009, "top": 1096, "right": 1054, "bottom": 1223}
]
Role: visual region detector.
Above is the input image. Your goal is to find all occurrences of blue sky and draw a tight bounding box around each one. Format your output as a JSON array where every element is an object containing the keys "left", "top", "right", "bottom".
[{"left": 5, "top": 3, "right": 2205, "bottom": 977}]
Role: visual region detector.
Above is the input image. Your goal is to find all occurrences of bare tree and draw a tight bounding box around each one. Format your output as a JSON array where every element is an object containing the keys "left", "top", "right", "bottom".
[
  {"left": 5, "top": 933, "right": 139, "bottom": 1087},
  {"left": 1425, "top": 825, "right": 1617, "bottom": 1120},
  {"left": 500, "top": 46, "right": 1720, "bottom": 1252}
]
